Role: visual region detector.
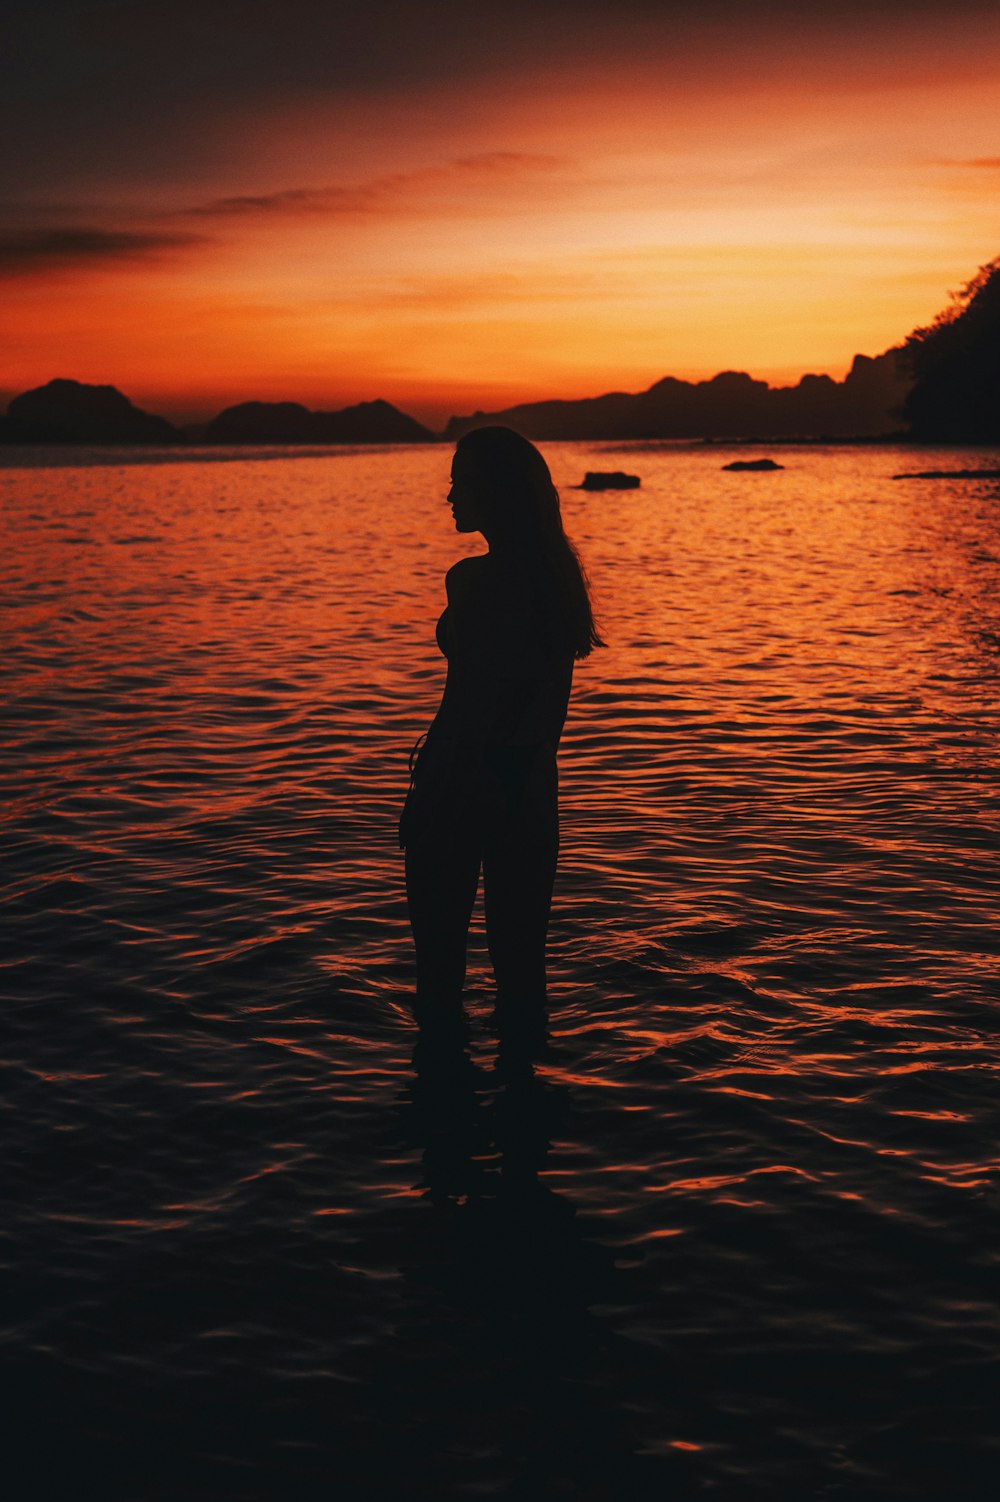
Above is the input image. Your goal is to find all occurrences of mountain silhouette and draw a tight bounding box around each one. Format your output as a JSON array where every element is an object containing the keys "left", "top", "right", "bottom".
[
  {"left": 201, "top": 398, "right": 433, "bottom": 444},
  {"left": 0, "top": 384, "right": 433, "bottom": 447},
  {"left": 3, "top": 379, "right": 180, "bottom": 444},
  {"left": 444, "top": 351, "right": 910, "bottom": 441},
  {"left": 6, "top": 257, "right": 1000, "bottom": 449}
]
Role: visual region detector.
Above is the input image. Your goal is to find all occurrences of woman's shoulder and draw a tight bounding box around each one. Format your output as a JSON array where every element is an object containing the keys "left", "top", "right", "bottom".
[{"left": 445, "top": 553, "right": 492, "bottom": 599}]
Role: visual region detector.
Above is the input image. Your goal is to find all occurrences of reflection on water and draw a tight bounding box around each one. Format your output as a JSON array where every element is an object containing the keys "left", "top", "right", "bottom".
[
  {"left": 2, "top": 442, "right": 1000, "bottom": 1498},
  {"left": 390, "top": 1027, "right": 666, "bottom": 1499}
]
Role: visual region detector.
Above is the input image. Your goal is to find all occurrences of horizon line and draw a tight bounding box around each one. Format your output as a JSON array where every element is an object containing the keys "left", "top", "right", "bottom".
[{"left": 2, "top": 350, "right": 900, "bottom": 433}]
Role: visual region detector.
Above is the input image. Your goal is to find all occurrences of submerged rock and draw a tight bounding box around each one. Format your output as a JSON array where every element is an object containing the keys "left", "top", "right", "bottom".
[
  {"left": 578, "top": 470, "right": 641, "bottom": 490},
  {"left": 722, "top": 458, "right": 784, "bottom": 471}
]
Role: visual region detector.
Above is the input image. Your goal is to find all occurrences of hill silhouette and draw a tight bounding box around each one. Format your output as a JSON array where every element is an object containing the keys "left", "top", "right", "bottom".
[
  {"left": 444, "top": 351, "right": 909, "bottom": 441},
  {"left": 0, "top": 384, "right": 433, "bottom": 446},
  {"left": 201, "top": 398, "right": 432, "bottom": 444},
  {"left": 3, "top": 379, "right": 179, "bottom": 444},
  {"left": 903, "top": 257, "right": 1000, "bottom": 442},
  {"left": 5, "top": 256, "right": 1000, "bottom": 448}
]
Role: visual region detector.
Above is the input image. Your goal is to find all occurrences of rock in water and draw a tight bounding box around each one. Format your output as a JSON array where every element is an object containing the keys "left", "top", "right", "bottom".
[
  {"left": 579, "top": 471, "right": 641, "bottom": 490},
  {"left": 893, "top": 468, "right": 1000, "bottom": 480},
  {"left": 722, "top": 458, "right": 784, "bottom": 471}
]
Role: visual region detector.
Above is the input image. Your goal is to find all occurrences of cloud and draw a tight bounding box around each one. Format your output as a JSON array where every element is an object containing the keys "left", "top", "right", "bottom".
[
  {"left": 0, "top": 151, "right": 576, "bottom": 282},
  {"left": 188, "top": 185, "right": 376, "bottom": 217},
  {"left": 450, "top": 151, "right": 568, "bottom": 174},
  {"left": 0, "top": 226, "right": 206, "bottom": 273},
  {"left": 4, "top": 1, "right": 998, "bottom": 205},
  {"left": 184, "top": 151, "right": 572, "bottom": 220}
]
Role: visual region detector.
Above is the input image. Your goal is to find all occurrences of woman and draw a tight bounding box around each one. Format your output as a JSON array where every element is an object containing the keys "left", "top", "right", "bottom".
[{"left": 400, "top": 425, "right": 603, "bottom": 1036}]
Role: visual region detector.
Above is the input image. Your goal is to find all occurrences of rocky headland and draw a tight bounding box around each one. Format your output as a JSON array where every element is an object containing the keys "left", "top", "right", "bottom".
[
  {"left": 902, "top": 256, "right": 1000, "bottom": 443},
  {"left": 444, "top": 351, "right": 910, "bottom": 442}
]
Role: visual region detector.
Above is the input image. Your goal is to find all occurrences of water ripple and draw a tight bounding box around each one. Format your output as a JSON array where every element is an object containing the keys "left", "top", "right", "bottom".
[{"left": 2, "top": 443, "right": 999, "bottom": 1499}]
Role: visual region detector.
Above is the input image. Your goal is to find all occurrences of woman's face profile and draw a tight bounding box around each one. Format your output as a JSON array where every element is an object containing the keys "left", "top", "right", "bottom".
[{"left": 448, "top": 450, "right": 489, "bottom": 534}]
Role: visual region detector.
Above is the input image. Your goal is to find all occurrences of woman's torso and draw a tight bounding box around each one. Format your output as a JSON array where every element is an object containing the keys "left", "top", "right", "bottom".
[{"left": 427, "top": 553, "right": 574, "bottom": 754}]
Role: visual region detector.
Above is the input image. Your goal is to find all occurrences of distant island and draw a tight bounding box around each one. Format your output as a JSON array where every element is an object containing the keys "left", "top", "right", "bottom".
[
  {"left": 0, "top": 361, "right": 909, "bottom": 448},
  {"left": 198, "top": 398, "right": 432, "bottom": 445},
  {"left": 2, "top": 256, "right": 998, "bottom": 445},
  {"left": 444, "top": 351, "right": 909, "bottom": 441},
  {"left": 0, "top": 381, "right": 434, "bottom": 447},
  {"left": 2, "top": 380, "right": 180, "bottom": 445}
]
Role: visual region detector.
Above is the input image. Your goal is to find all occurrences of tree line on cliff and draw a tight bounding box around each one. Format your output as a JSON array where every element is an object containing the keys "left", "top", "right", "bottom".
[
  {"left": 2, "top": 257, "right": 998, "bottom": 444},
  {"left": 901, "top": 256, "right": 1000, "bottom": 442}
]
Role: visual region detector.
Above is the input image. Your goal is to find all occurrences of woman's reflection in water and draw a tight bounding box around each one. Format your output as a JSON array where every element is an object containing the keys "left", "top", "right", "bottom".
[
  {"left": 400, "top": 425, "right": 603, "bottom": 1048},
  {"left": 406, "top": 1022, "right": 564, "bottom": 1208},
  {"left": 389, "top": 1032, "right": 685, "bottom": 1499}
]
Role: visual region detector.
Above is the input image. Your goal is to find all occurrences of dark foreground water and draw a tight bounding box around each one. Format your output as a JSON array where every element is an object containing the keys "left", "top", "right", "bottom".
[{"left": 3, "top": 441, "right": 1000, "bottom": 1500}]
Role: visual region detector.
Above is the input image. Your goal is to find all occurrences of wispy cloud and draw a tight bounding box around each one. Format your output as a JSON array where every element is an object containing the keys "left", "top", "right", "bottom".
[
  {"left": 187, "top": 185, "right": 377, "bottom": 217},
  {"left": 184, "top": 151, "right": 572, "bottom": 220},
  {"left": 0, "top": 151, "right": 575, "bottom": 282},
  {"left": 449, "top": 151, "right": 568, "bottom": 174},
  {"left": 933, "top": 156, "right": 1000, "bottom": 169},
  {"left": 0, "top": 226, "right": 206, "bottom": 273}
]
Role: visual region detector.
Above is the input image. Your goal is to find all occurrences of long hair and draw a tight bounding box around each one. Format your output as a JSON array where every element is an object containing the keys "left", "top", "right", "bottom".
[{"left": 454, "top": 425, "right": 605, "bottom": 659}]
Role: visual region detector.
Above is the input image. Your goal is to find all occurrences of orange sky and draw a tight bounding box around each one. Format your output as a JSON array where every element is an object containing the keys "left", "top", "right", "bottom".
[{"left": 3, "top": 1, "right": 1000, "bottom": 426}]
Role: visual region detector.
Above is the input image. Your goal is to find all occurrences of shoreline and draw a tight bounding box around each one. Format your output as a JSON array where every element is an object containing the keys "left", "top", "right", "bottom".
[{"left": 4, "top": 433, "right": 1000, "bottom": 473}]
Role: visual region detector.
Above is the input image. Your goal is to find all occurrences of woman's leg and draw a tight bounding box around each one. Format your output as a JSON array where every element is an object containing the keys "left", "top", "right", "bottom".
[
  {"left": 482, "top": 748, "right": 559, "bottom": 1007},
  {"left": 405, "top": 834, "right": 481, "bottom": 1008},
  {"left": 403, "top": 741, "right": 483, "bottom": 1010}
]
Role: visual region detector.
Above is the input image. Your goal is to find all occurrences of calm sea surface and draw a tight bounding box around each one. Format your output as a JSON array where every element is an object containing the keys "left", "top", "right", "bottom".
[{"left": 3, "top": 441, "right": 1000, "bottom": 1500}]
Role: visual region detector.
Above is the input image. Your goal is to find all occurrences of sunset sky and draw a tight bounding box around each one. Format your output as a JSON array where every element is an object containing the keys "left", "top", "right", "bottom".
[{"left": 4, "top": 0, "right": 1000, "bottom": 426}]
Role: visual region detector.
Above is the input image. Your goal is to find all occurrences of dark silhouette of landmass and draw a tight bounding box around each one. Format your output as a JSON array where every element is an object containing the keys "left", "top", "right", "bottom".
[
  {"left": 445, "top": 351, "right": 910, "bottom": 442},
  {"left": 0, "top": 382, "right": 432, "bottom": 446},
  {"left": 903, "top": 257, "right": 1000, "bottom": 442},
  {"left": 3, "top": 379, "right": 179, "bottom": 444},
  {"left": 894, "top": 467, "right": 1000, "bottom": 480},
  {"left": 200, "top": 397, "right": 432, "bottom": 444},
  {"left": 6, "top": 251, "right": 1000, "bottom": 448}
]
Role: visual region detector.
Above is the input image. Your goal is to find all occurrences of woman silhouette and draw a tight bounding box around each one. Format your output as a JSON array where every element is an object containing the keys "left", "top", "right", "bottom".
[{"left": 401, "top": 426, "right": 603, "bottom": 1037}]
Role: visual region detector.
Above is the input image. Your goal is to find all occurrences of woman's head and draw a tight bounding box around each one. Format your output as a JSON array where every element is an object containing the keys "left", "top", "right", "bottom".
[
  {"left": 447, "top": 425, "right": 605, "bottom": 659},
  {"left": 448, "top": 425, "right": 559, "bottom": 543}
]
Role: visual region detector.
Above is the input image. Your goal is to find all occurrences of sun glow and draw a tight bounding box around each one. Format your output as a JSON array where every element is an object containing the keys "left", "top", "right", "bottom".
[{"left": 4, "top": 8, "right": 1000, "bottom": 425}]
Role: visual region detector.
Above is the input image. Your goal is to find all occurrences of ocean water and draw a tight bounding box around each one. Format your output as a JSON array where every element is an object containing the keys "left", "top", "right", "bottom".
[{"left": 3, "top": 440, "right": 999, "bottom": 1500}]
